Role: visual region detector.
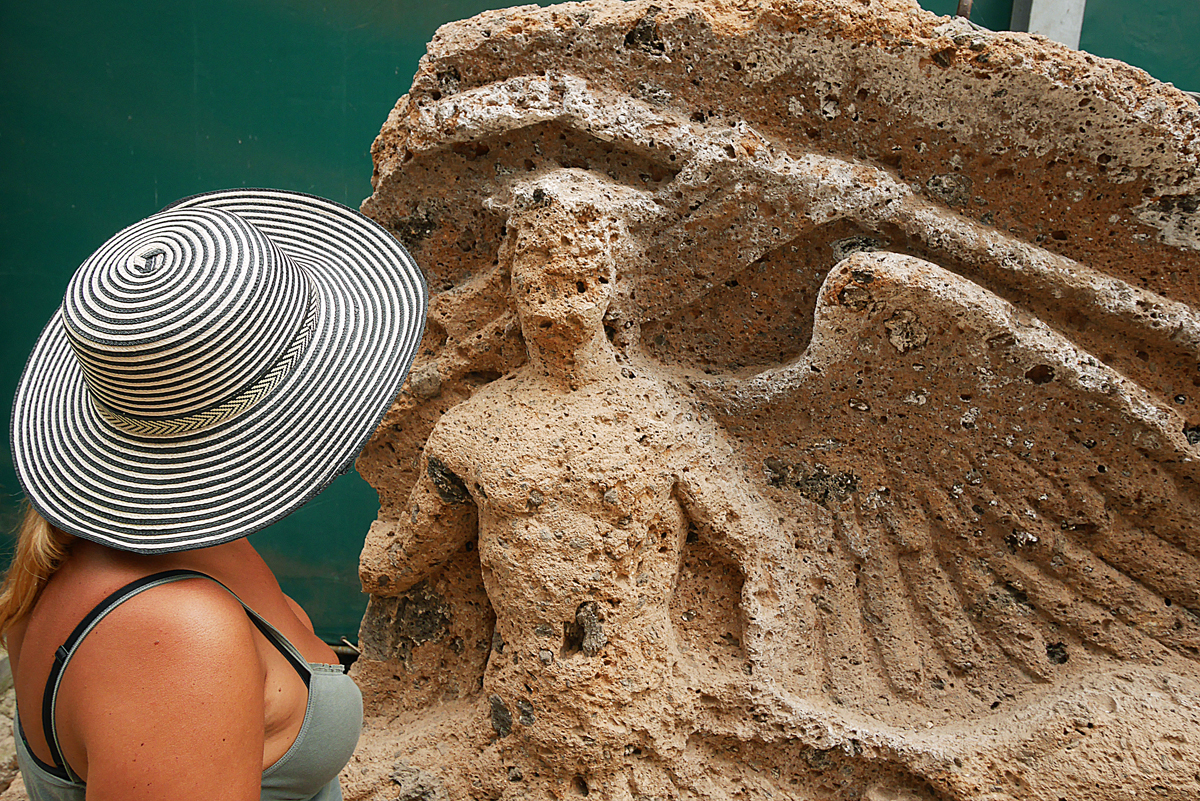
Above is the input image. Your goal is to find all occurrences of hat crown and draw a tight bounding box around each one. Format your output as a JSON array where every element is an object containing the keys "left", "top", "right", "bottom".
[{"left": 62, "top": 208, "right": 312, "bottom": 421}]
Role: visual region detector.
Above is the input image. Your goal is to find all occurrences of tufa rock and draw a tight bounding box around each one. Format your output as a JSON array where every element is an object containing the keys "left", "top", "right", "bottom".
[{"left": 351, "top": 1, "right": 1200, "bottom": 799}]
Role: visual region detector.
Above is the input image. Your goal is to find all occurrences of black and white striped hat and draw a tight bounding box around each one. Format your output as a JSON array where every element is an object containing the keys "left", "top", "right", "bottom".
[{"left": 11, "top": 189, "right": 427, "bottom": 553}]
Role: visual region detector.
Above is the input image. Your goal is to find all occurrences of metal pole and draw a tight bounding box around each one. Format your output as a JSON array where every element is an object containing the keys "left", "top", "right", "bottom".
[{"left": 1012, "top": 0, "right": 1087, "bottom": 49}]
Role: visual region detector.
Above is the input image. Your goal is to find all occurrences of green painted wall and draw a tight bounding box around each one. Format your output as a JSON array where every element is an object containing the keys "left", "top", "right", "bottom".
[
  {"left": 1079, "top": 0, "right": 1199, "bottom": 91},
  {"left": 0, "top": 0, "right": 528, "bottom": 641},
  {"left": 1, "top": 0, "right": 1195, "bottom": 641}
]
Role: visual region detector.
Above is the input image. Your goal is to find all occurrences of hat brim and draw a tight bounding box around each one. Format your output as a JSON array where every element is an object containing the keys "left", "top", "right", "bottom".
[{"left": 11, "top": 189, "right": 427, "bottom": 553}]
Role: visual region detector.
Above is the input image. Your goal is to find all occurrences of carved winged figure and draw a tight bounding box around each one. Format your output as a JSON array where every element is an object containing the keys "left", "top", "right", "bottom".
[{"left": 349, "top": 2, "right": 1200, "bottom": 799}]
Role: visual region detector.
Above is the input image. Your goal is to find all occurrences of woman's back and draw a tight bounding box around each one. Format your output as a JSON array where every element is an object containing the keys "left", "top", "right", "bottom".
[{"left": 8, "top": 537, "right": 356, "bottom": 801}]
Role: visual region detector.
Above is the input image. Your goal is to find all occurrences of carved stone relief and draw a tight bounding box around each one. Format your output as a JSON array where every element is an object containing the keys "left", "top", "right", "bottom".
[{"left": 345, "top": 1, "right": 1200, "bottom": 799}]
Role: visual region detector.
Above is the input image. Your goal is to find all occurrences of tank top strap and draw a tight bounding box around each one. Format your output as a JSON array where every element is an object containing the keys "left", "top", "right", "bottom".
[{"left": 40, "top": 568, "right": 312, "bottom": 782}]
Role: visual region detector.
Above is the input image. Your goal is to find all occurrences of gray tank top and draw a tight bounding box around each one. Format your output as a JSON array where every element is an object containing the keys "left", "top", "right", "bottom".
[{"left": 13, "top": 569, "right": 362, "bottom": 801}]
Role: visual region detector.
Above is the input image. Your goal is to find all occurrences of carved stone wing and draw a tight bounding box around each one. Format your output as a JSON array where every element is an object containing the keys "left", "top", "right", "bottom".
[
  {"left": 699, "top": 249, "right": 1200, "bottom": 725},
  {"left": 352, "top": 1, "right": 1200, "bottom": 797}
]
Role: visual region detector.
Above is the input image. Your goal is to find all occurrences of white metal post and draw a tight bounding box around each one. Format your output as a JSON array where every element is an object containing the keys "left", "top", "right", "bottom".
[{"left": 1011, "top": 0, "right": 1088, "bottom": 49}]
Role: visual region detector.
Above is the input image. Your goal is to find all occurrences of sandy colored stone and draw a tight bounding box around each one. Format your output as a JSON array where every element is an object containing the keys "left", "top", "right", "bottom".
[
  {"left": 350, "top": 1, "right": 1200, "bottom": 798},
  {"left": 0, "top": 777, "right": 23, "bottom": 801},
  {"left": 0, "top": 649, "right": 22, "bottom": 800}
]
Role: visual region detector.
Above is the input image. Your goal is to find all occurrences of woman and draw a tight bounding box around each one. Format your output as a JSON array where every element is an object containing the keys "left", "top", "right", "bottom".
[{"left": 2, "top": 189, "right": 428, "bottom": 800}]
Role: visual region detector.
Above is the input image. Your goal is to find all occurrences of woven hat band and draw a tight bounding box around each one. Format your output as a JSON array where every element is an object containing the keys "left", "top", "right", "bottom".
[
  {"left": 62, "top": 208, "right": 312, "bottom": 419},
  {"left": 94, "top": 286, "right": 319, "bottom": 437},
  {"left": 11, "top": 188, "right": 429, "bottom": 552}
]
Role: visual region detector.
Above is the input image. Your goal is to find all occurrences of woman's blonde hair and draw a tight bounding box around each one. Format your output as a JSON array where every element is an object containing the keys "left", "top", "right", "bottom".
[{"left": 0, "top": 505, "right": 73, "bottom": 639}]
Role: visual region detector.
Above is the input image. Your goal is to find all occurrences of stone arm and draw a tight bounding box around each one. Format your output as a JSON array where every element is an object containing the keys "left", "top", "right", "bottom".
[
  {"left": 671, "top": 432, "right": 825, "bottom": 692},
  {"left": 359, "top": 453, "right": 478, "bottom": 597}
]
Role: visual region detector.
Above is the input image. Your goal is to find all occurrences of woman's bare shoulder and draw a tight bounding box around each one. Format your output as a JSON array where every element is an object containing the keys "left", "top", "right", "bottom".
[
  {"left": 57, "top": 576, "right": 266, "bottom": 797},
  {"left": 15, "top": 549, "right": 244, "bottom": 674},
  {"left": 78, "top": 574, "right": 261, "bottom": 657}
]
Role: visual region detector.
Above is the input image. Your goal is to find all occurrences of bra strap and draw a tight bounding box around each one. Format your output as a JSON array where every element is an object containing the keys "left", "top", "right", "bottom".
[{"left": 41, "top": 568, "right": 312, "bottom": 781}]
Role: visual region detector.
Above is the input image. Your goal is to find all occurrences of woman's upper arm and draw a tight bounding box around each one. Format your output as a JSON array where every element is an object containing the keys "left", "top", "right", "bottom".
[
  {"left": 283, "top": 593, "right": 315, "bottom": 631},
  {"left": 59, "top": 580, "right": 265, "bottom": 801}
]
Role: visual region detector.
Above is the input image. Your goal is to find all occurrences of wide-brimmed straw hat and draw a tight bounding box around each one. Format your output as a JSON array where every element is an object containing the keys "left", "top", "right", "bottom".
[{"left": 11, "top": 189, "right": 427, "bottom": 553}]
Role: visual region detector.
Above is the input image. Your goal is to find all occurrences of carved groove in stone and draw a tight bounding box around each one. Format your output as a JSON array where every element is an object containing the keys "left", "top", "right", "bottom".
[{"left": 349, "top": 2, "right": 1200, "bottom": 799}]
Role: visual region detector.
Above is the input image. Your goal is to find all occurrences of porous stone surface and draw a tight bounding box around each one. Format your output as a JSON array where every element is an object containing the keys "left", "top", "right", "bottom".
[
  {"left": 347, "top": 1, "right": 1200, "bottom": 799},
  {"left": 0, "top": 650, "right": 19, "bottom": 799}
]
